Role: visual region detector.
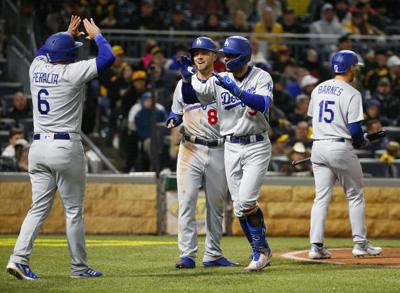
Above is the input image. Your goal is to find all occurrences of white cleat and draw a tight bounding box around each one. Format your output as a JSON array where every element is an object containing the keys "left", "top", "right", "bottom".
[
  {"left": 352, "top": 242, "right": 382, "bottom": 257},
  {"left": 309, "top": 245, "right": 332, "bottom": 259},
  {"left": 244, "top": 248, "right": 272, "bottom": 272}
]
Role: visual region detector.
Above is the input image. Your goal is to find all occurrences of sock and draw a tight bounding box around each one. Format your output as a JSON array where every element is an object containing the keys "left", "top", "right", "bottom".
[
  {"left": 245, "top": 208, "right": 270, "bottom": 252},
  {"left": 239, "top": 217, "right": 254, "bottom": 251}
]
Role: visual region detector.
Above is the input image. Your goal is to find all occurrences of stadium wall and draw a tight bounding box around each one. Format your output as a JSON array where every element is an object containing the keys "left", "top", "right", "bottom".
[{"left": 1, "top": 174, "right": 399, "bottom": 237}]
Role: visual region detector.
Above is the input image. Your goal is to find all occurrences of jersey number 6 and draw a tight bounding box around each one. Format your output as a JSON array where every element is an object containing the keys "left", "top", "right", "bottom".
[
  {"left": 38, "top": 88, "right": 50, "bottom": 115},
  {"left": 318, "top": 100, "right": 335, "bottom": 123}
]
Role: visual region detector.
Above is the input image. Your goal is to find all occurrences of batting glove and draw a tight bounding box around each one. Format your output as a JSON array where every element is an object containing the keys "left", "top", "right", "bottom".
[
  {"left": 213, "top": 72, "right": 242, "bottom": 97},
  {"left": 177, "top": 56, "right": 196, "bottom": 82}
]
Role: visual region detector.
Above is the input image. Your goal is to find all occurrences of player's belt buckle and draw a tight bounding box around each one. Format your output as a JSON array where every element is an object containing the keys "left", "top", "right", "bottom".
[{"left": 228, "top": 134, "right": 264, "bottom": 145}]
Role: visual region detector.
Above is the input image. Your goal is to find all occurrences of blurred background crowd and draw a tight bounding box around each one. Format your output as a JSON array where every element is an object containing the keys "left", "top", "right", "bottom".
[{"left": 1, "top": 0, "right": 400, "bottom": 177}]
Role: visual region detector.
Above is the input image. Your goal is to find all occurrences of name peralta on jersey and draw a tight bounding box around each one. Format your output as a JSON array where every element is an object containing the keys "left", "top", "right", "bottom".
[
  {"left": 172, "top": 79, "right": 222, "bottom": 140},
  {"left": 308, "top": 79, "right": 364, "bottom": 139},
  {"left": 29, "top": 55, "right": 98, "bottom": 133},
  {"left": 191, "top": 66, "right": 273, "bottom": 137}
]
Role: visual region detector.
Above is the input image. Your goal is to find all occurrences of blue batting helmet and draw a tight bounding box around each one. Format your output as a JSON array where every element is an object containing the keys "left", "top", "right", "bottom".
[
  {"left": 220, "top": 36, "right": 251, "bottom": 71},
  {"left": 189, "top": 36, "right": 218, "bottom": 55},
  {"left": 44, "top": 32, "right": 83, "bottom": 63},
  {"left": 331, "top": 50, "right": 363, "bottom": 74}
]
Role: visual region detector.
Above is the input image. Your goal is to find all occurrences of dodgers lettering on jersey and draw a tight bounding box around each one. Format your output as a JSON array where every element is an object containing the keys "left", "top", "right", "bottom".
[
  {"left": 308, "top": 79, "right": 364, "bottom": 139},
  {"left": 172, "top": 80, "right": 222, "bottom": 139},
  {"left": 29, "top": 55, "right": 98, "bottom": 133},
  {"left": 191, "top": 66, "right": 273, "bottom": 137}
]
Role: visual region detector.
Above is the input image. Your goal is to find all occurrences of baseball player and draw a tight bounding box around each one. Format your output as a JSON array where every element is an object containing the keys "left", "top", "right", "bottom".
[
  {"left": 308, "top": 50, "right": 382, "bottom": 259},
  {"left": 178, "top": 36, "right": 273, "bottom": 272},
  {"left": 166, "top": 37, "right": 237, "bottom": 269},
  {"left": 6, "top": 16, "right": 115, "bottom": 280}
]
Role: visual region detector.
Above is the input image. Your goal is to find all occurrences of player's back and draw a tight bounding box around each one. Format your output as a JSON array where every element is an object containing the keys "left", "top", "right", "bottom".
[
  {"left": 29, "top": 56, "right": 97, "bottom": 133},
  {"left": 308, "top": 79, "right": 364, "bottom": 140}
]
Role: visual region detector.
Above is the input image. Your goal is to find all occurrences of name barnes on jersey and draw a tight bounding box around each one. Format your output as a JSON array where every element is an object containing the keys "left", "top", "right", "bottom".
[
  {"left": 32, "top": 71, "right": 59, "bottom": 85},
  {"left": 317, "top": 85, "right": 344, "bottom": 96}
]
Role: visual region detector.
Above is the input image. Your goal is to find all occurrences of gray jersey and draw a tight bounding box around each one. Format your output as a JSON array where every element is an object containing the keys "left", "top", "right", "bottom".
[
  {"left": 29, "top": 55, "right": 98, "bottom": 133},
  {"left": 172, "top": 80, "right": 222, "bottom": 139},
  {"left": 191, "top": 67, "right": 273, "bottom": 136},
  {"left": 308, "top": 79, "right": 364, "bottom": 139}
]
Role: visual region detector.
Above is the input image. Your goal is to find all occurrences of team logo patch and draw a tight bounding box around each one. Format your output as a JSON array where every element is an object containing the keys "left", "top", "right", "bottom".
[
  {"left": 224, "top": 39, "right": 230, "bottom": 47},
  {"left": 196, "top": 39, "right": 202, "bottom": 45}
]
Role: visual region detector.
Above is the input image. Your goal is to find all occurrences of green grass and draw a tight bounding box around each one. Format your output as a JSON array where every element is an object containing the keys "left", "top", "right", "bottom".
[{"left": 0, "top": 235, "right": 399, "bottom": 292}]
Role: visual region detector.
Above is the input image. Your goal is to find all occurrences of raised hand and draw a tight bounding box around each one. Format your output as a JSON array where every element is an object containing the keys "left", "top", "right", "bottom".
[
  {"left": 83, "top": 18, "right": 101, "bottom": 40},
  {"left": 177, "top": 56, "right": 196, "bottom": 82},
  {"left": 212, "top": 72, "right": 242, "bottom": 97},
  {"left": 67, "top": 15, "right": 85, "bottom": 38}
]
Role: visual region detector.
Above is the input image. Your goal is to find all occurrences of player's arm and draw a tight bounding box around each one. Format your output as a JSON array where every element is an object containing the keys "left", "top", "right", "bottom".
[
  {"left": 166, "top": 80, "right": 184, "bottom": 128},
  {"left": 83, "top": 18, "right": 115, "bottom": 73},
  {"left": 176, "top": 56, "right": 214, "bottom": 105},
  {"left": 213, "top": 72, "right": 272, "bottom": 114},
  {"left": 347, "top": 93, "right": 367, "bottom": 148}
]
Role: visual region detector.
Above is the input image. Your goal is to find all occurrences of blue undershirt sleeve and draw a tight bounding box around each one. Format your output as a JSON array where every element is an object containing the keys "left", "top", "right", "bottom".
[
  {"left": 94, "top": 34, "right": 115, "bottom": 73},
  {"left": 181, "top": 81, "right": 200, "bottom": 104},
  {"left": 166, "top": 111, "right": 183, "bottom": 127},
  {"left": 239, "top": 91, "right": 272, "bottom": 114},
  {"left": 347, "top": 121, "right": 365, "bottom": 145}
]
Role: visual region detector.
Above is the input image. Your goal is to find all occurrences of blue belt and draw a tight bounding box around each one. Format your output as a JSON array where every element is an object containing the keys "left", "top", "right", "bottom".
[
  {"left": 227, "top": 134, "right": 264, "bottom": 145},
  {"left": 313, "top": 138, "right": 345, "bottom": 142},
  {"left": 33, "top": 133, "right": 70, "bottom": 140},
  {"left": 183, "top": 135, "right": 223, "bottom": 147}
]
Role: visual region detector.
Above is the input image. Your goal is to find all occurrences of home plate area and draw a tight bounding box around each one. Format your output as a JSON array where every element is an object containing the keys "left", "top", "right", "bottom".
[{"left": 280, "top": 248, "right": 400, "bottom": 267}]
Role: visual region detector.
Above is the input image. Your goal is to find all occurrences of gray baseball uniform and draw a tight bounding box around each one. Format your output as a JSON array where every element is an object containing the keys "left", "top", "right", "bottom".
[
  {"left": 9, "top": 55, "right": 98, "bottom": 275},
  {"left": 172, "top": 80, "right": 228, "bottom": 262},
  {"left": 191, "top": 67, "right": 273, "bottom": 218},
  {"left": 308, "top": 79, "right": 367, "bottom": 244}
]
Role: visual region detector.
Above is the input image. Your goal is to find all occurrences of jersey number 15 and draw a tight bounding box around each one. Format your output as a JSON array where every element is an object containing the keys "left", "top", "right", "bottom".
[
  {"left": 38, "top": 88, "right": 50, "bottom": 115},
  {"left": 318, "top": 100, "right": 335, "bottom": 123}
]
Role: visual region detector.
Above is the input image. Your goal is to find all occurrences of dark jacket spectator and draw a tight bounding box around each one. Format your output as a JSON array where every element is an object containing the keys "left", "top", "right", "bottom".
[
  {"left": 288, "top": 94, "right": 310, "bottom": 125},
  {"left": 6, "top": 92, "right": 32, "bottom": 122},
  {"left": 129, "top": 0, "right": 162, "bottom": 30},
  {"left": 200, "top": 13, "right": 224, "bottom": 31},
  {"left": 225, "top": 10, "right": 251, "bottom": 33}
]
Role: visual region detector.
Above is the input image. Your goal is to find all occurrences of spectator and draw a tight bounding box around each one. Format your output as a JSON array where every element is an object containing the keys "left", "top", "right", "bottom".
[
  {"left": 288, "top": 94, "right": 310, "bottom": 125},
  {"left": 0, "top": 137, "right": 29, "bottom": 172},
  {"left": 128, "top": 92, "right": 167, "bottom": 171},
  {"left": 200, "top": 13, "right": 224, "bottom": 32},
  {"left": 343, "top": 9, "right": 385, "bottom": 36},
  {"left": 249, "top": 36, "right": 271, "bottom": 71},
  {"left": 370, "top": 77, "right": 400, "bottom": 125},
  {"left": 226, "top": 0, "right": 256, "bottom": 19},
  {"left": 253, "top": 7, "right": 284, "bottom": 53},
  {"left": 365, "top": 119, "right": 389, "bottom": 152},
  {"left": 289, "top": 121, "right": 312, "bottom": 148},
  {"left": 257, "top": 0, "right": 283, "bottom": 22},
  {"left": 130, "top": 0, "right": 162, "bottom": 30},
  {"left": 386, "top": 55, "right": 400, "bottom": 93},
  {"left": 141, "top": 39, "right": 158, "bottom": 69},
  {"left": 270, "top": 133, "right": 290, "bottom": 156},
  {"left": 121, "top": 70, "right": 147, "bottom": 119},
  {"left": 334, "top": 0, "right": 352, "bottom": 25},
  {"left": 380, "top": 141, "right": 400, "bottom": 166},
  {"left": 166, "top": 9, "right": 192, "bottom": 31},
  {"left": 1, "top": 128, "right": 26, "bottom": 157},
  {"left": 301, "top": 48, "right": 331, "bottom": 81},
  {"left": 271, "top": 73, "right": 294, "bottom": 116},
  {"left": 300, "top": 74, "right": 318, "bottom": 96},
  {"left": 116, "top": 0, "right": 136, "bottom": 28},
  {"left": 364, "top": 48, "right": 388, "bottom": 94},
  {"left": 280, "top": 142, "right": 312, "bottom": 175},
  {"left": 279, "top": 7, "right": 306, "bottom": 34},
  {"left": 6, "top": 92, "right": 32, "bottom": 122},
  {"left": 272, "top": 45, "right": 294, "bottom": 72},
  {"left": 225, "top": 10, "right": 251, "bottom": 33},
  {"left": 191, "top": 0, "right": 223, "bottom": 17},
  {"left": 363, "top": 99, "right": 390, "bottom": 126},
  {"left": 94, "top": 0, "right": 117, "bottom": 28},
  {"left": 309, "top": 3, "right": 344, "bottom": 57}
]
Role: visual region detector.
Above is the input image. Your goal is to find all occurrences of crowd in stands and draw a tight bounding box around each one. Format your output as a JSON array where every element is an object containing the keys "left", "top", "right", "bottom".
[{"left": 1, "top": 0, "right": 400, "bottom": 176}]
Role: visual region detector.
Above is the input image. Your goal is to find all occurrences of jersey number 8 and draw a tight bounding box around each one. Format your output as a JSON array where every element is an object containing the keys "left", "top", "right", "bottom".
[
  {"left": 38, "top": 88, "right": 50, "bottom": 115},
  {"left": 318, "top": 100, "right": 335, "bottom": 123},
  {"left": 207, "top": 108, "right": 218, "bottom": 125}
]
